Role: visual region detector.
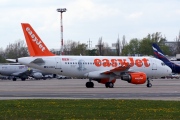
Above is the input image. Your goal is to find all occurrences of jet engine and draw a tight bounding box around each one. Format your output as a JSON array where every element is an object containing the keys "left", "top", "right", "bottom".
[
  {"left": 121, "top": 72, "right": 146, "bottom": 84},
  {"left": 32, "top": 72, "right": 43, "bottom": 79}
]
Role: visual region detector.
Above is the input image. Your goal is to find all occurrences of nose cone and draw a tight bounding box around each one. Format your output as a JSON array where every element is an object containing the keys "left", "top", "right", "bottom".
[
  {"left": 167, "top": 66, "right": 172, "bottom": 75},
  {"left": 162, "top": 66, "right": 172, "bottom": 77}
]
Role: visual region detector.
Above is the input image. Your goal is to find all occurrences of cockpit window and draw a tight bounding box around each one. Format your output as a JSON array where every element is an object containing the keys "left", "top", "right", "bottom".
[{"left": 161, "top": 62, "right": 166, "bottom": 66}]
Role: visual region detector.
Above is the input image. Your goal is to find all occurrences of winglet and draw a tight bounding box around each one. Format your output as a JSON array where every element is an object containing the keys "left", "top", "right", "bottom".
[{"left": 21, "top": 23, "right": 55, "bottom": 56}]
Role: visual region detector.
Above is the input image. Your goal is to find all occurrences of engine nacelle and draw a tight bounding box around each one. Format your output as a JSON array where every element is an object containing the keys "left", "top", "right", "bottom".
[
  {"left": 121, "top": 72, "right": 146, "bottom": 84},
  {"left": 32, "top": 72, "right": 43, "bottom": 79},
  {"left": 92, "top": 78, "right": 116, "bottom": 84}
]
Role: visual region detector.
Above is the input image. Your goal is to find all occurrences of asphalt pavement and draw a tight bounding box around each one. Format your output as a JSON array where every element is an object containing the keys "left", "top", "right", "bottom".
[{"left": 0, "top": 78, "right": 179, "bottom": 100}]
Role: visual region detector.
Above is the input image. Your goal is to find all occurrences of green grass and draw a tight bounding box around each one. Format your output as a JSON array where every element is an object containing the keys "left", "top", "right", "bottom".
[{"left": 0, "top": 99, "right": 179, "bottom": 120}]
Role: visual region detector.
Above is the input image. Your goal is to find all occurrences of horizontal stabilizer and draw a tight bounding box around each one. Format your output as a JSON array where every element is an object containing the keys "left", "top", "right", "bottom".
[{"left": 6, "top": 59, "right": 17, "bottom": 63}]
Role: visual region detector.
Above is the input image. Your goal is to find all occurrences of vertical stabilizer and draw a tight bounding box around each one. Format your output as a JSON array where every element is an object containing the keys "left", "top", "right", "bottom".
[
  {"left": 152, "top": 43, "right": 170, "bottom": 63},
  {"left": 152, "top": 43, "right": 180, "bottom": 73},
  {"left": 21, "top": 23, "right": 55, "bottom": 56}
]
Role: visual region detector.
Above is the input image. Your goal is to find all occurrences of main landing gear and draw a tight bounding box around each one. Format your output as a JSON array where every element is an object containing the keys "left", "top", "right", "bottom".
[
  {"left": 86, "top": 79, "right": 94, "bottom": 88},
  {"left": 85, "top": 79, "right": 114, "bottom": 88},
  {"left": 21, "top": 78, "right": 26, "bottom": 81},
  {"left": 12, "top": 77, "right": 26, "bottom": 81},
  {"left": 147, "top": 78, "right": 152, "bottom": 88},
  {"left": 13, "top": 77, "right": 16, "bottom": 81},
  {"left": 105, "top": 82, "right": 114, "bottom": 88}
]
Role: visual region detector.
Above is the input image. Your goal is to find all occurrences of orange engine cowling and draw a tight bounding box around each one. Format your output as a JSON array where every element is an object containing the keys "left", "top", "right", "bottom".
[
  {"left": 121, "top": 72, "right": 146, "bottom": 84},
  {"left": 92, "top": 78, "right": 116, "bottom": 84}
]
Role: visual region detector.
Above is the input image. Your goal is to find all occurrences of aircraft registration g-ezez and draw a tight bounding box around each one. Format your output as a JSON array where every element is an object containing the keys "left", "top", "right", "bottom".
[{"left": 16, "top": 23, "right": 172, "bottom": 88}]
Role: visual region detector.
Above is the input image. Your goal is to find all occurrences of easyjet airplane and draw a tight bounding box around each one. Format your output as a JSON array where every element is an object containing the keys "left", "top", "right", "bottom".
[{"left": 16, "top": 23, "right": 172, "bottom": 88}]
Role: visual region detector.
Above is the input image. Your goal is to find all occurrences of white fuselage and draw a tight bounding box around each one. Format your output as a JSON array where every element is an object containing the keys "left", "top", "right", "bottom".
[
  {"left": 17, "top": 56, "right": 172, "bottom": 79},
  {"left": 0, "top": 65, "right": 28, "bottom": 76},
  {"left": 0, "top": 64, "right": 51, "bottom": 76}
]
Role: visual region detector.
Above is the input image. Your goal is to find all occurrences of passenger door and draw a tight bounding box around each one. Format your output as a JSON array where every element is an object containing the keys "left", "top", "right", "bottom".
[
  {"left": 55, "top": 58, "right": 61, "bottom": 69},
  {"left": 152, "top": 59, "right": 157, "bottom": 77}
]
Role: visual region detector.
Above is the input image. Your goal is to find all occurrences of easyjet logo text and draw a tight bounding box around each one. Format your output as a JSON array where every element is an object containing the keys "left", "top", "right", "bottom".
[
  {"left": 26, "top": 27, "right": 45, "bottom": 52},
  {"left": 62, "top": 58, "right": 69, "bottom": 61},
  {"left": 94, "top": 57, "right": 150, "bottom": 67}
]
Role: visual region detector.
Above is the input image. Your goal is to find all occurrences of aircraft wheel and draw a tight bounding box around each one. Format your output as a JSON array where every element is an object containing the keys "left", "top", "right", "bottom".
[
  {"left": 109, "top": 82, "right": 114, "bottom": 88},
  {"left": 21, "top": 78, "right": 26, "bottom": 81},
  {"left": 147, "top": 83, "right": 152, "bottom": 88},
  {"left": 13, "top": 78, "right": 16, "bottom": 81},
  {"left": 86, "top": 82, "right": 89, "bottom": 88},
  {"left": 105, "top": 82, "right": 114, "bottom": 88},
  {"left": 90, "top": 82, "right": 94, "bottom": 88},
  {"left": 105, "top": 82, "right": 109, "bottom": 88},
  {"left": 86, "top": 82, "right": 94, "bottom": 88}
]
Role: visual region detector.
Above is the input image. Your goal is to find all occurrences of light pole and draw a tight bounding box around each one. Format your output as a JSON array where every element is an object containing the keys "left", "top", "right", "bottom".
[
  {"left": 87, "top": 38, "right": 92, "bottom": 49},
  {"left": 57, "top": 8, "right": 66, "bottom": 55}
]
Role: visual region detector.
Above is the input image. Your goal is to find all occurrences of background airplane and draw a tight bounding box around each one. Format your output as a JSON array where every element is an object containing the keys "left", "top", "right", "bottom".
[
  {"left": 152, "top": 43, "right": 180, "bottom": 73},
  {"left": 0, "top": 63, "right": 54, "bottom": 81},
  {"left": 15, "top": 23, "right": 171, "bottom": 88}
]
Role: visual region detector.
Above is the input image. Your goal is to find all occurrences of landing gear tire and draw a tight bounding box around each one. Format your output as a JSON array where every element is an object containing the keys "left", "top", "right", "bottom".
[
  {"left": 86, "top": 82, "right": 94, "bottom": 88},
  {"left": 105, "top": 82, "right": 114, "bottom": 88},
  {"left": 13, "top": 78, "right": 16, "bottom": 81},
  {"left": 21, "top": 78, "right": 26, "bottom": 81},
  {"left": 147, "top": 83, "right": 152, "bottom": 88},
  {"left": 146, "top": 78, "right": 152, "bottom": 88}
]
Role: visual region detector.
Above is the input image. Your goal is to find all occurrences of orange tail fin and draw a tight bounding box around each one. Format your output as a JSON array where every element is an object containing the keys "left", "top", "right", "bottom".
[{"left": 21, "top": 23, "right": 55, "bottom": 56}]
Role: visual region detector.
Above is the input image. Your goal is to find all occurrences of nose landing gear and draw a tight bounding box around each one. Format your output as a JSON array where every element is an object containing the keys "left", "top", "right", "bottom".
[{"left": 147, "top": 78, "right": 152, "bottom": 87}]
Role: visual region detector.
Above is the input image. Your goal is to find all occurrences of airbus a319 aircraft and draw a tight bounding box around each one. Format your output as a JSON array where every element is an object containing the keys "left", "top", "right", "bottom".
[
  {"left": 0, "top": 63, "right": 32, "bottom": 81},
  {"left": 16, "top": 23, "right": 172, "bottom": 88},
  {"left": 0, "top": 63, "right": 53, "bottom": 81}
]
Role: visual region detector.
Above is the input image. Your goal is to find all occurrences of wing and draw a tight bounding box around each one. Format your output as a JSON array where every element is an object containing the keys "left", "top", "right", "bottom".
[
  {"left": 11, "top": 68, "right": 33, "bottom": 77},
  {"left": 102, "top": 64, "right": 131, "bottom": 75},
  {"left": 84, "top": 64, "right": 131, "bottom": 79}
]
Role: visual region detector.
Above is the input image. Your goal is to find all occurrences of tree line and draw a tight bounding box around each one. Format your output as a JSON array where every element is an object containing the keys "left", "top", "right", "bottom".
[
  {"left": 0, "top": 32, "right": 180, "bottom": 63},
  {"left": 0, "top": 40, "right": 29, "bottom": 63}
]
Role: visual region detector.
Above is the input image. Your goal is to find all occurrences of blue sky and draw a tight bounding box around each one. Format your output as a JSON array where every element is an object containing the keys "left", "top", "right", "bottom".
[{"left": 0, "top": 0, "right": 180, "bottom": 50}]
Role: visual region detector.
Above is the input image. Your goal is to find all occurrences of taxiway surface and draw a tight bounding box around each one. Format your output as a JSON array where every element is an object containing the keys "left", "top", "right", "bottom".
[{"left": 0, "top": 78, "right": 179, "bottom": 100}]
